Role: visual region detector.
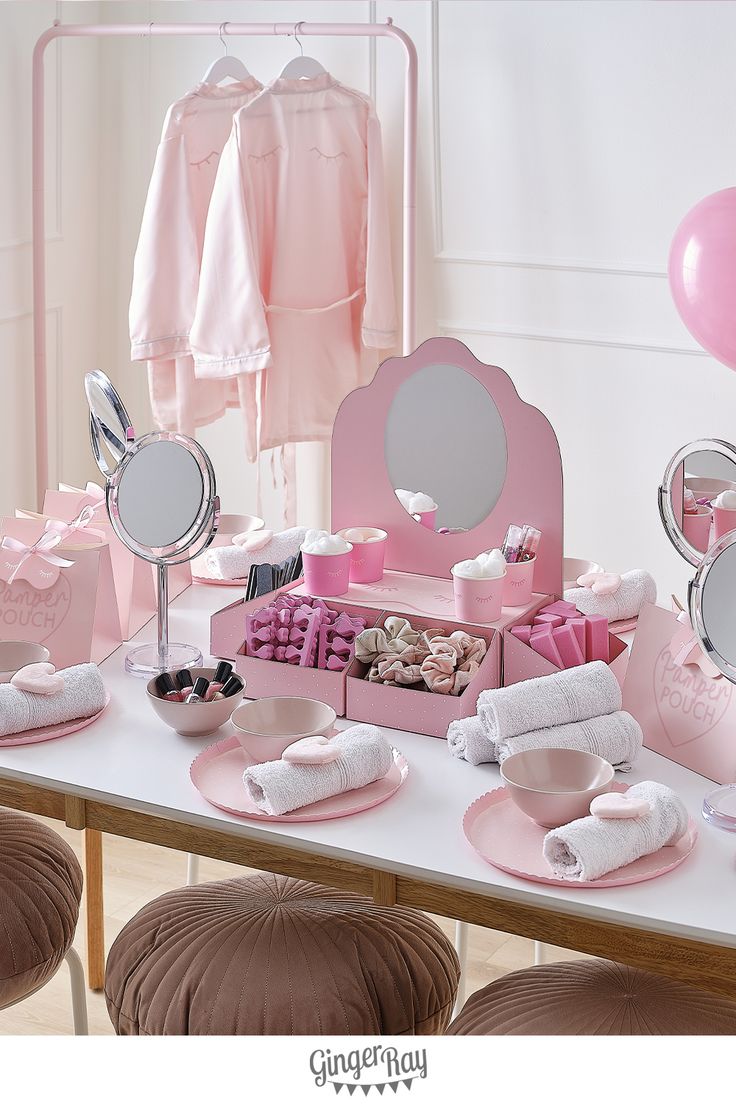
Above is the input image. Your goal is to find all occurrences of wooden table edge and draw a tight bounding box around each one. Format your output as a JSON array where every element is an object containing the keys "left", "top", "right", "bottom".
[{"left": 0, "top": 775, "right": 733, "bottom": 1001}]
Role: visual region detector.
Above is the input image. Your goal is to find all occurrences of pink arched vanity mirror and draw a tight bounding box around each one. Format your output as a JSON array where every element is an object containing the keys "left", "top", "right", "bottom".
[{"left": 331, "top": 337, "right": 564, "bottom": 603}]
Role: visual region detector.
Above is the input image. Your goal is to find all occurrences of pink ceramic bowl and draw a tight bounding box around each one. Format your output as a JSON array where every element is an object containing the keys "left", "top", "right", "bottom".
[
  {"left": 500, "top": 747, "right": 615, "bottom": 829},
  {"left": 146, "top": 667, "right": 245, "bottom": 737},
  {"left": 0, "top": 641, "right": 50, "bottom": 683},
  {"left": 231, "top": 696, "right": 336, "bottom": 763}
]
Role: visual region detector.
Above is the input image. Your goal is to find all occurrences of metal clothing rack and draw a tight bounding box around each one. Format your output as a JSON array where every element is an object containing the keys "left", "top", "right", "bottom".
[{"left": 31, "top": 19, "right": 418, "bottom": 505}]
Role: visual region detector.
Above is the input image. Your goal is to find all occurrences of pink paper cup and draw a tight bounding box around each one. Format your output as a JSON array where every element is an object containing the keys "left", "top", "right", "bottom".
[
  {"left": 683, "top": 506, "right": 713, "bottom": 553},
  {"left": 337, "top": 527, "right": 388, "bottom": 584},
  {"left": 417, "top": 507, "right": 438, "bottom": 530},
  {"left": 503, "top": 557, "right": 536, "bottom": 606},
  {"left": 713, "top": 505, "right": 736, "bottom": 542},
  {"left": 302, "top": 547, "right": 352, "bottom": 597},
  {"left": 452, "top": 569, "right": 505, "bottom": 623}
]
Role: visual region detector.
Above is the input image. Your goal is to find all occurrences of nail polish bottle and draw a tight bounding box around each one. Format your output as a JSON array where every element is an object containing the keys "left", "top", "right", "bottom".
[
  {"left": 155, "top": 672, "right": 181, "bottom": 701},
  {"left": 176, "top": 669, "right": 194, "bottom": 702},
  {"left": 211, "top": 674, "right": 243, "bottom": 701},
  {"left": 183, "top": 676, "right": 210, "bottom": 704},
  {"left": 205, "top": 660, "right": 233, "bottom": 701}
]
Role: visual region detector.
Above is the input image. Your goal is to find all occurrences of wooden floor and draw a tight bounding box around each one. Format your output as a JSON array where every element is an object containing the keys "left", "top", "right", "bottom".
[{"left": 0, "top": 815, "right": 584, "bottom": 1035}]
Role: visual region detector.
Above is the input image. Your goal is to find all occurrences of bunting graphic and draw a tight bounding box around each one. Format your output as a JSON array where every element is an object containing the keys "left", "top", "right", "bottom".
[{"left": 330, "top": 1077, "right": 417, "bottom": 1095}]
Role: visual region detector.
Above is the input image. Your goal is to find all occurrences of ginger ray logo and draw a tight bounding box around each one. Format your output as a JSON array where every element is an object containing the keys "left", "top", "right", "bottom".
[{"left": 310, "top": 1046, "right": 428, "bottom": 1095}]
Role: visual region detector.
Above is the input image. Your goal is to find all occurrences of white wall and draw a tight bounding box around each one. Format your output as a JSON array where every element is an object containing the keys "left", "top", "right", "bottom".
[{"left": 4, "top": 0, "right": 736, "bottom": 602}]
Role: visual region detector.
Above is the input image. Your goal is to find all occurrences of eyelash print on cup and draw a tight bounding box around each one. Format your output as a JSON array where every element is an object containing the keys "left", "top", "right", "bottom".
[
  {"left": 189, "top": 150, "right": 219, "bottom": 169},
  {"left": 248, "top": 145, "right": 284, "bottom": 163},
  {"left": 309, "top": 146, "right": 347, "bottom": 163}
]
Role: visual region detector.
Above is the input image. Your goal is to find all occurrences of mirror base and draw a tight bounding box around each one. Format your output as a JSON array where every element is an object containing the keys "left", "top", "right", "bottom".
[
  {"left": 124, "top": 642, "right": 203, "bottom": 679},
  {"left": 702, "top": 784, "right": 736, "bottom": 832}
]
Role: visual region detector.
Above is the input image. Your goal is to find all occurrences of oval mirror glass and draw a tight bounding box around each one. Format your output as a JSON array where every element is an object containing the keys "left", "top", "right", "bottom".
[
  {"left": 85, "top": 370, "right": 134, "bottom": 478},
  {"left": 384, "top": 363, "right": 507, "bottom": 531},
  {"left": 690, "top": 532, "right": 736, "bottom": 682},
  {"left": 116, "top": 440, "right": 205, "bottom": 550},
  {"left": 659, "top": 439, "right": 736, "bottom": 567}
]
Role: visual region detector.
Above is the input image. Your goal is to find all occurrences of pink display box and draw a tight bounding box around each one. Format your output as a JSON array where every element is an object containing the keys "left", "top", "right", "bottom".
[
  {"left": 622, "top": 602, "right": 736, "bottom": 783},
  {"left": 345, "top": 611, "right": 502, "bottom": 739},
  {"left": 502, "top": 602, "right": 628, "bottom": 688},
  {"left": 210, "top": 582, "right": 380, "bottom": 716}
]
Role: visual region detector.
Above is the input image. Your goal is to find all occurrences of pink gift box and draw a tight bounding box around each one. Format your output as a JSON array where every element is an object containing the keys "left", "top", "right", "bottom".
[
  {"left": 0, "top": 516, "right": 122, "bottom": 667},
  {"left": 345, "top": 610, "right": 501, "bottom": 738},
  {"left": 622, "top": 601, "right": 736, "bottom": 783}
]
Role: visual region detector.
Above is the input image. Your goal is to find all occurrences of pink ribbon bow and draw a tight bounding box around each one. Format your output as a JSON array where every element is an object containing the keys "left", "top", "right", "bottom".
[
  {"left": 44, "top": 503, "right": 106, "bottom": 544},
  {"left": 670, "top": 602, "right": 722, "bottom": 680},
  {"left": 576, "top": 570, "right": 622, "bottom": 596},
  {"left": 0, "top": 531, "right": 75, "bottom": 588}
]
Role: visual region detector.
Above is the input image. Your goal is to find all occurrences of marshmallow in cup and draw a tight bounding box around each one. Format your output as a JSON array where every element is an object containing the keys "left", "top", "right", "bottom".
[
  {"left": 451, "top": 548, "right": 506, "bottom": 623},
  {"left": 300, "top": 530, "right": 353, "bottom": 597},
  {"left": 714, "top": 490, "right": 736, "bottom": 510}
]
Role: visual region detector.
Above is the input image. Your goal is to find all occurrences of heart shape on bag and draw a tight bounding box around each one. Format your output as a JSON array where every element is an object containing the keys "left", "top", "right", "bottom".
[
  {"left": 577, "top": 571, "right": 622, "bottom": 596},
  {"left": 282, "top": 735, "right": 342, "bottom": 765},
  {"left": 589, "top": 792, "right": 650, "bottom": 819},
  {"left": 11, "top": 661, "right": 65, "bottom": 696},
  {"left": 653, "top": 641, "right": 732, "bottom": 747},
  {"left": 0, "top": 575, "right": 73, "bottom": 644}
]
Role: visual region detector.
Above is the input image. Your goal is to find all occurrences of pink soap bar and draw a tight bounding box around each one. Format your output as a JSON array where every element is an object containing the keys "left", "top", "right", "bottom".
[
  {"left": 553, "top": 623, "right": 585, "bottom": 668},
  {"left": 568, "top": 618, "right": 587, "bottom": 661},
  {"left": 510, "top": 625, "right": 532, "bottom": 644},
  {"left": 534, "top": 613, "right": 564, "bottom": 629},
  {"left": 530, "top": 624, "right": 564, "bottom": 669},
  {"left": 585, "top": 614, "right": 610, "bottom": 664},
  {"left": 540, "top": 601, "right": 578, "bottom": 619}
]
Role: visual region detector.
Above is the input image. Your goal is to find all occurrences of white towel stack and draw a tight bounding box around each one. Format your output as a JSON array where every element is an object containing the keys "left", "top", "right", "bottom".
[
  {"left": 542, "top": 780, "right": 689, "bottom": 881},
  {"left": 447, "top": 661, "right": 642, "bottom": 771},
  {"left": 243, "top": 724, "right": 394, "bottom": 816},
  {"left": 0, "top": 663, "right": 106, "bottom": 737},
  {"left": 564, "top": 569, "right": 656, "bottom": 623}
]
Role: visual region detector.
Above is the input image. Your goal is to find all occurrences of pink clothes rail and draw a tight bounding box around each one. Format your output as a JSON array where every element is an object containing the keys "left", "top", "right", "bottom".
[{"left": 31, "top": 19, "right": 418, "bottom": 506}]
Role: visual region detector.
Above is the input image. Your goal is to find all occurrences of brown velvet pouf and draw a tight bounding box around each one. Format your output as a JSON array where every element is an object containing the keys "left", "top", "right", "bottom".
[
  {"left": 0, "top": 809, "right": 83, "bottom": 1008},
  {"left": 105, "top": 872, "right": 460, "bottom": 1035},
  {"left": 447, "top": 960, "right": 736, "bottom": 1035}
]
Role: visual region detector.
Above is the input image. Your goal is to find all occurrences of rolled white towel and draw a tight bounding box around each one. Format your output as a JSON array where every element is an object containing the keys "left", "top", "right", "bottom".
[
  {"left": 564, "top": 569, "right": 656, "bottom": 622},
  {"left": 243, "top": 724, "right": 394, "bottom": 816},
  {"left": 496, "top": 711, "right": 643, "bottom": 772},
  {"left": 477, "top": 661, "right": 622, "bottom": 744},
  {"left": 447, "top": 715, "right": 496, "bottom": 765},
  {"left": 0, "top": 663, "right": 106, "bottom": 737},
  {"left": 203, "top": 526, "right": 307, "bottom": 581},
  {"left": 542, "top": 780, "right": 689, "bottom": 882}
]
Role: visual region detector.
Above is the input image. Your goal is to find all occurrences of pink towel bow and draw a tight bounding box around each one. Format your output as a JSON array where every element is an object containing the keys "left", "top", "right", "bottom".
[
  {"left": 0, "top": 531, "right": 75, "bottom": 588},
  {"left": 576, "top": 570, "right": 622, "bottom": 596}
]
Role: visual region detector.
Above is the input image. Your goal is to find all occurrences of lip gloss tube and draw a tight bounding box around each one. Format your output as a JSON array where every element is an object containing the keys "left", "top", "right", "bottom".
[
  {"left": 155, "top": 672, "right": 181, "bottom": 701},
  {"left": 183, "top": 676, "right": 210, "bottom": 704},
  {"left": 502, "top": 524, "right": 524, "bottom": 563},
  {"left": 211, "top": 674, "right": 243, "bottom": 701},
  {"left": 176, "top": 669, "right": 194, "bottom": 701},
  {"left": 519, "top": 525, "right": 542, "bottom": 562},
  {"left": 205, "top": 660, "right": 234, "bottom": 701}
]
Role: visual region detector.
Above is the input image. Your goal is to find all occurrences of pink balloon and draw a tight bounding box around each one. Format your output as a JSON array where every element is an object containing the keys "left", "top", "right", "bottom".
[{"left": 669, "top": 187, "right": 736, "bottom": 370}]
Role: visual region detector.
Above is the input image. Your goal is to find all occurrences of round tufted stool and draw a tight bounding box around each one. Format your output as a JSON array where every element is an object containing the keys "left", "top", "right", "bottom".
[
  {"left": 447, "top": 960, "right": 736, "bottom": 1035},
  {"left": 105, "top": 872, "right": 460, "bottom": 1035},
  {"left": 0, "top": 809, "right": 86, "bottom": 1032}
]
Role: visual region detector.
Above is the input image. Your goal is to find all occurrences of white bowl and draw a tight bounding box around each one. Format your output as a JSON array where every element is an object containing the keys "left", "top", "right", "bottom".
[{"left": 0, "top": 641, "right": 51, "bottom": 683}]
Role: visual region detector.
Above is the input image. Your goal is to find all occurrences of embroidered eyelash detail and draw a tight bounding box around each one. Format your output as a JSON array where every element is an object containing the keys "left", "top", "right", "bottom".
[
  {"left": 249, "top": 146, "right": 283, "bottom": 162},
  {"left": 309, "top": 146, "right": 347, "bottom": 163},
  {"left": 190, "top": 150, "right": 219, "bottom": 169}
]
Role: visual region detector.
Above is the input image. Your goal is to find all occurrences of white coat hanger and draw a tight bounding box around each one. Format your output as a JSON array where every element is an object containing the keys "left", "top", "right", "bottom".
[
  {"left": 279, "top": 23, "right": 327, "bottom": 79},
  {"left": 202, "top": 23, "right": 253, "bottom": 85}
]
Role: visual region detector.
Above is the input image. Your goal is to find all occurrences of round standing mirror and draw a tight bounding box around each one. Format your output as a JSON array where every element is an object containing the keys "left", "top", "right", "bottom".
[
  {"left": 384, "top": 363, "right": 507, "bottom": 531},
  {"left": 659, "top": 439, "right": 736, "bottom": 566},
  {"left": 85, "top": 372, "right": 219, "bottom": 677},
  {"left": 689, "top": 531, "right": 736, "bottom": 683}
]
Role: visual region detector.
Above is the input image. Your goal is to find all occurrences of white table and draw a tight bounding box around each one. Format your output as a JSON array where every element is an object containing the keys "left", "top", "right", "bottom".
[{"left": 0, "top": 583, "right": 734, "bottom": 997}]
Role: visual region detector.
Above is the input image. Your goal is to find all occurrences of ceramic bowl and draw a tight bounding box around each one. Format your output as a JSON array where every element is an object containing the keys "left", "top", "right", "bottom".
[
  {"left": 500, "top": 747, "right": 615, "bottom": 829},
  {"left": 231, "top": 696, "right": 336, "bottom": 763},
  {"left": 563, "top": 558, "right": 604, "bottom": 591},
  {"left": 0, "top": 641, "right": 51, "bottom": 683},
  {"left": 146, "top": 667, "right": 245, "bottom": 737}
]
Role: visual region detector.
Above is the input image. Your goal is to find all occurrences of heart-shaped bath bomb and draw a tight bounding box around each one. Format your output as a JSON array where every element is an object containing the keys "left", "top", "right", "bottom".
[
  {"left": 589, "top": 792, "right": 651, "bottom": 819},
  {"left": 232, "top": 528, "right": 273, "bottom": 551},
  {"left": 11, "top": 662, "right": 64, "bottom": 696},
  {"left": 577, "top": 571, "right": 621, "bottom": 596},
  {"left": 282, "top": 735, "right": 342, "bottom": 765}
]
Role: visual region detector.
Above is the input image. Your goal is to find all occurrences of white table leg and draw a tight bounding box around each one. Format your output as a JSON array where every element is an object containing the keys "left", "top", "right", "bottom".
[
  {"left": 186, "top": 853, "right": 200, "bottom": 886},
  {"left": 453, "top": 921, "right": 468, "bottom": 1015},
  {"left": 66, "top": 947, "right": 88, "bottom": 1035}
]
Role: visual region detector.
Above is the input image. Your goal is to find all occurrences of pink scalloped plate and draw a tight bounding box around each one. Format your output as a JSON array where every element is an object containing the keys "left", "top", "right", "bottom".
[
  {"left": 0, "top": 693, "right": 111, "bottom": 747},
  {"left": 191, "top": 573, "right": 249, "bottom": 587},
  {"left": 190, "top": 732, "right": 409, "bottom": 822},
  {"left": 463, "top": 782, "right": 697, "bottom": 888}
]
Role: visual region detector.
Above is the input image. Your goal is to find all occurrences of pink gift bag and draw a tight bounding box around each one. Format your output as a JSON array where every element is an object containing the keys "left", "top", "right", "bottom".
[
  {"left": 0, "top": 517, "right": 122, "bottom": 667},
  {"left": 622, "top": 601, "right": 736, "bottom": 783},
  {"left": 42, "top": 485, "right": 159, "bottom": 640}
]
